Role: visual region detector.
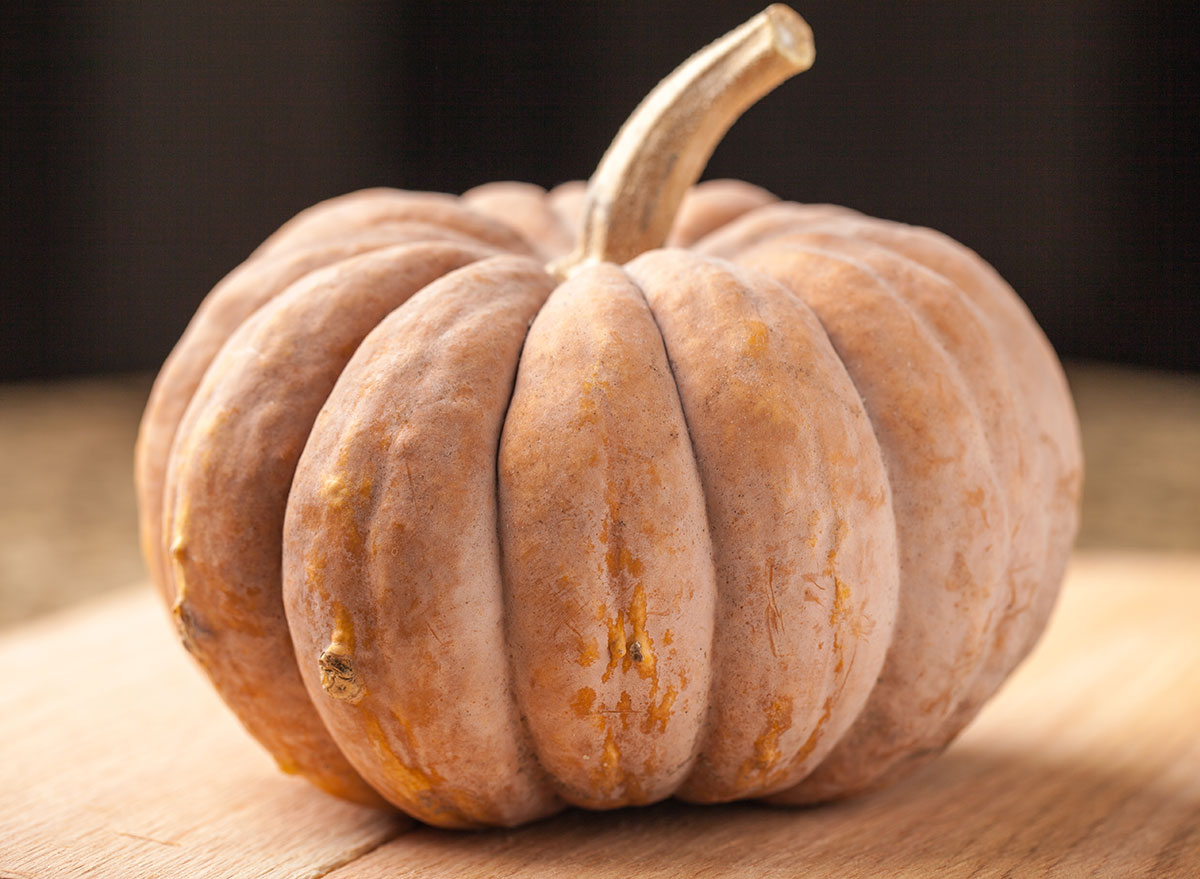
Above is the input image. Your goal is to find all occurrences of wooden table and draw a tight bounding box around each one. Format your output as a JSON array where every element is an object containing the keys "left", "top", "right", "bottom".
[{"left": 3, "top": 551, "right": 1198, "bottom": 878}]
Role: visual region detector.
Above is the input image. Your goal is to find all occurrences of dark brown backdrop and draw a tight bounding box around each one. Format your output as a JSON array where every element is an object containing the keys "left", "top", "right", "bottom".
[{"left": 3, "top": 1, "right": 1196, "bottom": 379}]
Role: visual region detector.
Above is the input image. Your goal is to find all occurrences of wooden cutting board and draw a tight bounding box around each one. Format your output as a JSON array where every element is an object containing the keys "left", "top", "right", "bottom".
[{"left": 2, "top": 551, "right": 1198, "bottom": 878}]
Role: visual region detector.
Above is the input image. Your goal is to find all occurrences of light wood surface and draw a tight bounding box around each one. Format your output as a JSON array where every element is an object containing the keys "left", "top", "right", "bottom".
[
  {"left": 2, "top": 551, "right": 1197, "bottom": 878},
  {"left": 0, "top": 375, "right": 150, "bottom": 627}
]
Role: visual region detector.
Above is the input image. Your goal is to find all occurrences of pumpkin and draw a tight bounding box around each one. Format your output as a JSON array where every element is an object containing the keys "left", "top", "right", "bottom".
[{"left": 135, "top": 5, "right": 1082, "bottom": 828}]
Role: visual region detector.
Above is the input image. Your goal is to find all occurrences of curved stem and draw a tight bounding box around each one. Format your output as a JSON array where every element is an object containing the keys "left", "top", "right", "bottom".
[{"left": 551, "top": 4, "right": 814, "bottom": 278}]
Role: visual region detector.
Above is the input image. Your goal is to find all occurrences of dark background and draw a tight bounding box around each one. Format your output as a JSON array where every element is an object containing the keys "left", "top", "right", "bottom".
[{"left": 3, "top": 1, "right": 1196, "bottom": 379}]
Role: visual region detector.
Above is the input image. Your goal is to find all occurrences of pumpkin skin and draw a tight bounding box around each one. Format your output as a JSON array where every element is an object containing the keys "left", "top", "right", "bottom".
[
  {"left": 137, "top": 179, "right": 1082, "bottom": 827},
  {"left": 136, "top": 7, "right": 1082, "bottom": 829}
]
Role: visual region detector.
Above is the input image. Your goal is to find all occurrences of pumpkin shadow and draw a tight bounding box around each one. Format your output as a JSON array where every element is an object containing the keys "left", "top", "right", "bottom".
[{"left": 374, "top": 743, "right": 1198, "bottom": 876}]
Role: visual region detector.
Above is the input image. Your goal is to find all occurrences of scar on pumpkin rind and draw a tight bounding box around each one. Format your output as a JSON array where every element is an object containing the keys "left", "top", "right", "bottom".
[
  {"left": 319, "top": 643, "right": 365, "bottom": 704},
  {"left": 172, "top": 599, "right": 208, "bottom": 656}
]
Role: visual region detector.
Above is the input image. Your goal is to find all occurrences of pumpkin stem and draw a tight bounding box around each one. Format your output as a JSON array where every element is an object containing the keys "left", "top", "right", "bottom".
[{"left": 550, "top": 5, "right": 813, "bottom": 279}]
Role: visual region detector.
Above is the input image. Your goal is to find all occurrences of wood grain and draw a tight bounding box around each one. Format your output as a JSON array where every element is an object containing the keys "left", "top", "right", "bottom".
[
  {"left": 0, "top": 592, "right": 407, "bottom": 879},
  {"left": 2, "top": 551, "right": 1198, "bottom": 878}
]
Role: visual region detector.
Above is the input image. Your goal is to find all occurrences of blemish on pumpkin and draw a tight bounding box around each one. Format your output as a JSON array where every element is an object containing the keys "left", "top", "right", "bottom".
[
  {"left": 765, "top": 558, "right": 784, "bottom": 658},
  {"left": 304, "top": 548, "right": 331, "bottom": 603},
  {"left": 826, "top": 519, "right": 847, "bottom": 567},
  {"left": 571, "top": 687, "right": 596, "bottom": 718},
  {"left": 965, "top": 486, "right": 990, "bottom": 527},
  {"left": 602, "top": 731, "right": 621, "bottom": 771},
  {"left": 642, "top": 685, "right": 677, "bottom": 734},
  {"left": 605, "top": 545, "right": 645, "bottom": 578},
  {"left": 919, "top": 690, "right": 953, "bottom": 718},
  {"left": 831, "top": 577, "right": 852, "bottom": 626},
  {"left": 806, "top": 509, "right": 824, "bottom": 548},
  {"left": 616, "top": 691, "right": 634, "bottom": 730},
  {"left": 172, "top": 599, "right": 207, "bottom": 656},
  {"left": 403, "top": 460, "right": 416, "bottom": 500},
  {"left": 603, "top": 611, "right": 627, "bottom": 683},
  {"left": 322, "top": 473, "right": 350, "bottom": 507},
  {"left": 318, "top": 647, "right": 363, "bottom": 704},
  {"left": 626, "top": 582, "right": 657, "bottom": 681},
  {"left": 591, "top": 728, "right": 623, "bottom": 794},
  {"left": 166, "top": 496, "right": 192, "bottom": 601},
  {"left": 358, "top": 707, "right": 479, "bottom": 827},
  {"left": 662, "top": 629, "right": 674, "bottom": 645},
  {"left": 602, "top": 584, "right": 659, "bottom": 686},
  {"left": 321, "top": 471, "right": 373, "bottom": 557},
  {"left": 576, "top": 378, "right": 610, "bottom": 429},
  {"left": 787, "top": 696, "right": 833, "bottom": 770},
  {"left": 319, "top": 603, "right": 364, "bottom": 704},
  {"left": 743, "top": 380, "right": 791, "bottom": 432},
  {"left": 745, "top": 319, "right": 770, "bottom": 357},
  {"left": 949, "top": 551, "right": 975, "bottom": 594},
  {"left": 578, "top": 637, "right": 599, "bottom": 667},
  {"left": 331, "top": 602, "right": 356, "bottom": 649},
  {"left": 739, "top": 697, "right": 794, "bottom": 785},
  {"left": 424, "top": 620, "right": 445, "bottom": 647}
]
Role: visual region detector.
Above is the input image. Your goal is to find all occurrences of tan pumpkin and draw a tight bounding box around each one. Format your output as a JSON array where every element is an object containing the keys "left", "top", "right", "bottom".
[{"left": 135, "top": 5, "right": 1082, "bottom": 828}]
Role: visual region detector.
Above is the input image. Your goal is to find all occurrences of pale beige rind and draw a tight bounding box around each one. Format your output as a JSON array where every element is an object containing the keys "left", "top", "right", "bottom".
[
  {"left": 696, "top": 204, "right": 1081, "bottom": 799},
  {"left": 139, "top": 181, "right": 1082, "bottom": 826},
  {"left": 463, "top": 181, "right": 576, "bottom": 261},
  {"left": 667, "top": 179, "right": 779, "bottom": 247},
  {"left": 163, "top": 242, "right": 491, "bottom": 806},
  {"left": 135, "top": 193, "right": 532, "bottom": 607},
  {"left": 731, "top": 242, "right": 1011, "bottom": 800},
  {"left": 282, "top": 256, "right": 561, "bottom": 829},
  {"left": 252, "top": 189, "right": 534, "bottom": 260},
  {"left": 628, "top": 250, "right": 900, "bottom": 802},
  {"left": 498, "top": 263, "right": 716, "bottom": 807}
]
